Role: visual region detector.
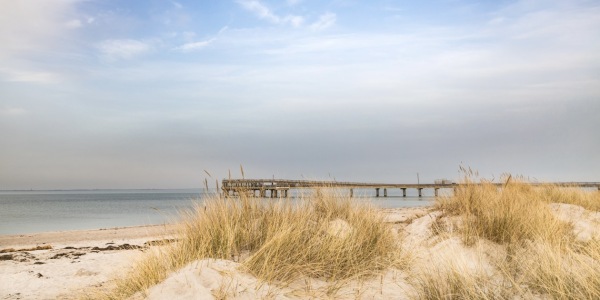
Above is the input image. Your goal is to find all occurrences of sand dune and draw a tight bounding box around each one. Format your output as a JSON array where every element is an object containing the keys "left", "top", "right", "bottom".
[{"left": 2, "top": 203, "right": 599, "bottom": 299}]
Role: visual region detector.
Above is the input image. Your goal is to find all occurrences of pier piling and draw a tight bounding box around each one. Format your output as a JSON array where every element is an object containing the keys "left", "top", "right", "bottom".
[{"left": 220, "top": 179, "right": 600, "bottom": 199}]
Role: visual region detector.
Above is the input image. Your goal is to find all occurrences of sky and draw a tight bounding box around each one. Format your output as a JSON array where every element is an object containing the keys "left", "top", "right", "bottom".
[{"left": 1, "top": 0, "right": 599, "bottom": 189}]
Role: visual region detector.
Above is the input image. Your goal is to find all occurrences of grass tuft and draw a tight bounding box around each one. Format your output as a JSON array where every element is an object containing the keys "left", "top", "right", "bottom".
[
  {"left": 95, "top": 189, "right": 402, "bottom": 299},
  {"left": 418, "top": 174, "right": 600, "bottom": 299},
  {"left": 436, "top": 178, "right": 573, "bottom": 245}
]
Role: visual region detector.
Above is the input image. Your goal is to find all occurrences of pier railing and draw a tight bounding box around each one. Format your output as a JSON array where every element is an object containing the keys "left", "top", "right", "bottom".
[{"left": 221, "top": 179, "right": 600, "bottom": 198}]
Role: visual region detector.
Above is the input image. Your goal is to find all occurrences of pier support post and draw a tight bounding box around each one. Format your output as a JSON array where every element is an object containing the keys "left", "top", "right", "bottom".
[
  {"left": 350, "top": 189, "right": 353, "bottom": 198},
  {"left": 402, "top": 188, "right": 406, "bottom": 197},
  {"left": 384, "top": 188, "right": 387, "bottom": 197},
  {"left": 418, "top": 188, "right": 423, "bottom": 197},
  {"left": 434, "top": 188, "right": 439, "bottom": 197},
  {"left": 375, "top": 188, "right": 380, "bottom": 197}
]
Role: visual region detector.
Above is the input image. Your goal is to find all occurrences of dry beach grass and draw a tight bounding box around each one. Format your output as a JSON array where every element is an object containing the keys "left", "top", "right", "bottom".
[
  {"left": 96, "top": 190, "right": 404, "bottom": 299},
  {"left": 6, "top": 175, "right": 598, "bottom": 299},
  {"left": 416, "top": 174, "right": 600, "bottom": 299},
  {"left": 83, "top": 175, "right": 600, "bottom": 300},
  {"left": 86, "top": 175, "right": 600, "bottom": 299}
]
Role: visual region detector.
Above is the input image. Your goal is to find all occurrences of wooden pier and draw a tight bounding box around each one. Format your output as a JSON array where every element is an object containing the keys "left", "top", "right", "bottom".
[{"left": 221, "top": 179, "right": 600, "bottom": 198}]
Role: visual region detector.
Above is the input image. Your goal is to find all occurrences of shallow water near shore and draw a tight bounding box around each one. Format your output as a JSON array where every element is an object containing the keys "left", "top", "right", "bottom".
[{"left": 0, "top": 189, "right": 434, "bottom": 235}]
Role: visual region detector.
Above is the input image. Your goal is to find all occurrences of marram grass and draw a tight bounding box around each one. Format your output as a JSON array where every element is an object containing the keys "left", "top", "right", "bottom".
[
  {"left": 93, "top": 189, "right": 402, "bottom": 299},
  {"left": 415, "top": 175, "right": 600, "bottom": 300},
  {"left": 436, "top": 178, "right": 574, "bottom": 245}
]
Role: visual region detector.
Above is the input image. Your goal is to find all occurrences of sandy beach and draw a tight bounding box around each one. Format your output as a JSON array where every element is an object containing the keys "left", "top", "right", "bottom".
[
  {"left": 0, "top": 224, "right": 179, "bottom": 300},
  {"left": 0, "top": 207, "right": 429, "bottom": 300},
  {"left": 2, "top": 200, "right": 599, "bottom": 299}
]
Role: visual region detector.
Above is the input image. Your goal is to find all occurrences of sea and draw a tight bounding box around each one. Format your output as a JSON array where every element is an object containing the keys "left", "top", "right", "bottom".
[{"left": 0, "top": 189, "right": 435, "bottom": 235}]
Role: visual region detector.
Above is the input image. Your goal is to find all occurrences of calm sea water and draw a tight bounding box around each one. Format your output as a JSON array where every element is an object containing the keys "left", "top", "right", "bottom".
[{"left": 0, "top": 189, "right": 434, "bottom": 235}]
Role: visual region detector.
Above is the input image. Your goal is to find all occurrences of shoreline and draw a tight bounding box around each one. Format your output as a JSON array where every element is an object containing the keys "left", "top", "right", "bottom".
[
  {"left": 0, "top": 223, "right": 181, "bottom": 300},
  {"left": 0, "top": 207, "right": 430, "bottom": 300},
  {"left": 0, "top": 223, "right": 180, "bottom": 250},
  {"left": 0, "top": 205, "right": 431, "bottom": 253}
]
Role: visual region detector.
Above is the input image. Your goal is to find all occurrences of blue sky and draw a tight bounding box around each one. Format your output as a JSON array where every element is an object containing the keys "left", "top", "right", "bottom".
[{"left": 1, "top": 0, "right": 599, "bottom": 189}]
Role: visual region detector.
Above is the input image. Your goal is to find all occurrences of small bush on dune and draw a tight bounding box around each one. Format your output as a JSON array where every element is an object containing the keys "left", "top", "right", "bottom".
[{"left": 98, "top": 189, "right": 401, "bottom": 299}]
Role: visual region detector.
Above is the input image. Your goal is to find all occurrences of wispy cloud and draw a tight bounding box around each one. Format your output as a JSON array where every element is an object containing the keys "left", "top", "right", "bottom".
[
  {"left": 174, "top": 38, "right": 215, "bottom": 52},
  {"left": 97, "top": 39, "right": 151, "bottom": 60},
  {"left": 173, "top": 26, "right": 229, "bottom": 52},
  {"left": 237, "top": 0, "right": 278, "bottom": 23},
  {"left": 310, "top": 13, "right": 336, "bottom": 31},
  {"left": 64, "top": 16, "right": 94, "bottom": 29},
  {"left": 236, "top": 0, "right": 304, "bottom": 27},
  {"left": 218, "top": 26, "right": 229, "bottom": 35}
]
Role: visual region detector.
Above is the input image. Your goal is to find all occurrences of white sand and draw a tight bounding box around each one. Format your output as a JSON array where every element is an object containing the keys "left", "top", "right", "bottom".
[
  {"left": 0, "top": 224, "right": 178, "bottom": 300},
  {"left": 2, "top": 203, "right": 598, "bottom": 299},
  {"left": 549, "top": 203, "right": 600, "bottom": 241},
  {"left": 140, "top": 259, "right": 412, "bottom": 300}
]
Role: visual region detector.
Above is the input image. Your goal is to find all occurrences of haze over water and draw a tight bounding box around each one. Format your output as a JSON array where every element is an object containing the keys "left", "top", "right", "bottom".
[{"left": 0, "top": 189, "right": 434, "bottom": 235}]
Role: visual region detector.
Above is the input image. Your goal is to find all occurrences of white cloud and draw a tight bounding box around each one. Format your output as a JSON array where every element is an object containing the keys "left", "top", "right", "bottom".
[
  {"left": 310, "top": 13, "right": 336, "bottom": 31},
  {"left": 0, "top": 67, "right": 62, "bottom": 84},
  {"left": 0, "top": 0, "right": 78, "bottom": 59},
  {"left": 97, "top": 39, "right": 151, "bottom": 60},
  {"left": 237, "top": 0, "right": 279, "bottom": 23},
  {"left": 65, "top": 19, "right": 82, "bottom": 29},
  {"left": 237, "top": 0, "right": 304, "bottom": 27},
  {"left": 0, "top": 0, "right": 83, "bottom": 84},
  {"left": 284, "top": 15, "right": 304, "bottom": 28},
  {"left": 174, "top": 38, "right": 215, "bottom": 52},
  {"left": 173, "top": 26, "right": 229, "bottom": 52}
]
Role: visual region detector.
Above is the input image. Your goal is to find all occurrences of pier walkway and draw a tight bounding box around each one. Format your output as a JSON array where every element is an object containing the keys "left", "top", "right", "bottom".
[{"left": 221, "top": 179, "right": 600, "bottom": 198}]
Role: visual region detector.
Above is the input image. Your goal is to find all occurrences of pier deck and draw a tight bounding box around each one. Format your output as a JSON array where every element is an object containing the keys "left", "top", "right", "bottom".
[{"left": 221, "top": 179, "right": 600, "bottom": 198}]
